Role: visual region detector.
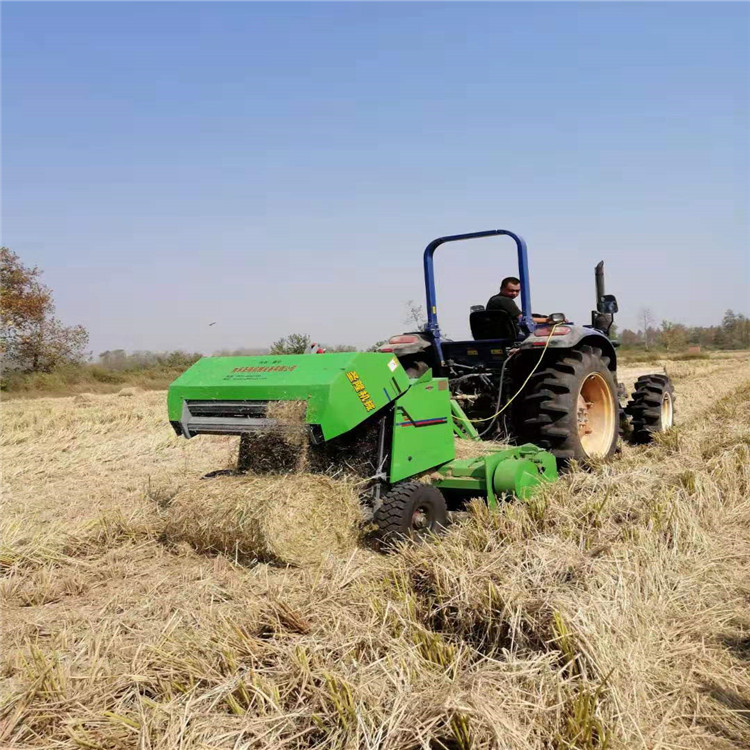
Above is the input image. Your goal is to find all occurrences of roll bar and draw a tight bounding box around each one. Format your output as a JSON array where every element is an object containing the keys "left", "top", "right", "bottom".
[{"left": 422, "top": 230, "right": 533, "bottom": 357}]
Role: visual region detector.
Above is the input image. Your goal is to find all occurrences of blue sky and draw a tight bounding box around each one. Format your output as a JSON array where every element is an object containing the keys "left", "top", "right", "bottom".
[{"left": 3, "top": 2, "right": 748, "bottom": 355}]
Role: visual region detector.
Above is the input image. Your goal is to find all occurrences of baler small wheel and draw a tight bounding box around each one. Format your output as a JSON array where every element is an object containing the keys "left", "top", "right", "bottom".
[
  {"left": 373, "top": 482, "right": 447, "bottom": 546},
  {"left": 625, "top": 374, "right": 676, "bottom": 444}
]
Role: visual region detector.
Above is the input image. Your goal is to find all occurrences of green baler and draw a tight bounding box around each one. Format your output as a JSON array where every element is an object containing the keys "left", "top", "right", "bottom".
[{"left": 168, "top": 351, "right": 557, "bottom": 542}]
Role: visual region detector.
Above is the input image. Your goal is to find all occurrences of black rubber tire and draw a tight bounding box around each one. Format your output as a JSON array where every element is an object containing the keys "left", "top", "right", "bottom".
[
  {"left": 516, "top": 345, "right": 619, "bottom": 463},
  {"left": 373, "top": 482, "right": 447, "bottom": 545},
  {"left": 625, "top": 374, "right": 676, "bottom": 444}
]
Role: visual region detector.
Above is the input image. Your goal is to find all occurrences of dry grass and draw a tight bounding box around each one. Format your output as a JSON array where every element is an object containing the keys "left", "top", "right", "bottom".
[
  {"left": 1, "top": 353, "right": 749, "bottom": 748},
  {"left": 162, "top": 474, "right": 364, "bottom": 566},
  {"left": 2, "top": 365, "right": 190, "bottom": 399},
  {"left": 454, "top": 437, "right": 512, "bottom": 460}
]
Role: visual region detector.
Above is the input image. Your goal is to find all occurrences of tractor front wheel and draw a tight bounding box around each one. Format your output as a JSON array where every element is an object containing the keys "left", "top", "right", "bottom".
[
  {"left": 517, "top": 345, "right": 619, "bottom": 464},
  {"left": 625, "top": 374, "right": 676, "bottom": 443},
  {"left": 373, "top": 482, "right": 447, "bottom": 546}
]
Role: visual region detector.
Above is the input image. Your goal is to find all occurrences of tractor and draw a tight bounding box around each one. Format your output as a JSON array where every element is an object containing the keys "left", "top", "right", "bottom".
[
  {"left": 378, "top": 229, "right": 675, "bottom": 463},
  {"left": 167, "top": 229, "right": 674, "bottom": 544}
]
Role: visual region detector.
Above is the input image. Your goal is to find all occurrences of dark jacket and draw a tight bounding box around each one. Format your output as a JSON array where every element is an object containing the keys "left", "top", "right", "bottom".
[{"left": 486, "top": 293, "right": 521, "bottom": 319}]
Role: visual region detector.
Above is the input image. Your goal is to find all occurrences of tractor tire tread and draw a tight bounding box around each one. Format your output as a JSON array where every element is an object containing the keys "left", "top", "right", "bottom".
[
  {"left": 514, "top": 345, "right": 619, "bottom": 464},
  {"left": 625, "top": 374, "right": 676, "bottom": 444}
]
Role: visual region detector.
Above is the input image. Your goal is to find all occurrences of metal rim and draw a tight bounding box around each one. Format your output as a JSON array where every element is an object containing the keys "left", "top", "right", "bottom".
[
  {"left": 661, "top": 391, "right": 674, "bottom": 429},
  {"left": 411, "top": 505, "right": 431, "bottom": 531},
  {"left": 577, "top": 372, "right": 617, "bottom": 457}
]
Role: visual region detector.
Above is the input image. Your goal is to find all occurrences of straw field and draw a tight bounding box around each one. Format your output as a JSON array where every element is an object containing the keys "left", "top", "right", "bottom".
[{"left": 1, "top": 353, "right": 749, "bottom": 749}]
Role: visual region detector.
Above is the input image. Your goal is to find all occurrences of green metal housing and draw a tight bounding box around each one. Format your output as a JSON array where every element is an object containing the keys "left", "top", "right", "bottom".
[
  {"left": 390, "top": 370, "right": 454, "bottom": 482},
  {"left": 168, "top": 352, "right": 410, "bottom": 441},
  {"left": 168, "top": 351, "right": 557, "bottom": 499}
]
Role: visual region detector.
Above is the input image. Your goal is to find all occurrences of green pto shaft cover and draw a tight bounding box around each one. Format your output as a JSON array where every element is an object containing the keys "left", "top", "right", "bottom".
[
  {"left": 167, "top": 352, "right": 410, "bottom": 441},
  {"left": 432, "top": 444, "right": 558, "bottom": 503}
]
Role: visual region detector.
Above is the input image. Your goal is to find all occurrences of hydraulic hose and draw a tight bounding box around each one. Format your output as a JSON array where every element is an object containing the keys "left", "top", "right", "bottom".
[
  {"left": 460, "top": 322, "right": 562, "bottom": 426},
  {"left": 477, "top": 349, "right": 517, "bottom": 437}
]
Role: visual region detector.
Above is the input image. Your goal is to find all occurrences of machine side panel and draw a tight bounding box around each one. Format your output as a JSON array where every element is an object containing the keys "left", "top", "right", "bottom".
[{"left": 389, "top": 379, "right": 455, "bottom": 483}]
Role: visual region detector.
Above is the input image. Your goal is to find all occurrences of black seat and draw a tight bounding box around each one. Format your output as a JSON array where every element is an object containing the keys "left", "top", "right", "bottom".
[{"left": 469, "top": 309, "right": 518, "bottom": 341}]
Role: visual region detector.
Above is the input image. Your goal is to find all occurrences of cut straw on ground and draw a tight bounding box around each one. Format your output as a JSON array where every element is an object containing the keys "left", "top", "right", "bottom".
[{"left": 1, "top": 353, "right": 749, "bottom": 749}]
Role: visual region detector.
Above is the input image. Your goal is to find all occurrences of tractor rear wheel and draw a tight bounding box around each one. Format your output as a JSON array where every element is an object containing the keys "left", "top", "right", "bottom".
[
  {"left": 517, "top": 345, "right": 619, "bottom": 463},
  {"left": 373, "top": 482, "right": 447, "bottom": 545},
  {"left": 625, "top": 374, "right": 675, "bottom": 443}
]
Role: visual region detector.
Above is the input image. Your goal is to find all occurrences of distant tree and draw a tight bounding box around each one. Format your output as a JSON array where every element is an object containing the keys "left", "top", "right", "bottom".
[
  {"left": 97, "top": 349, "right": 202, "bottom": 370},
  {"left": 638, "top": 307, "right": 656, "bottom": 350},
  {"left": 326, "top": 344, "right": 357, "bottom": 352},
  {"left": 698, "top": 326, "right": 720, "bottom": 348},
  {"left": 738, "top": 315, "right": 750, "bottom": 349},
  {"left": 687, "top": 326, "right": 706, "bottom": 346},
  {"left": 1, "top": 247, "right": 89, "bottom": 372},
  {"left": 99, "top": 349, "right": 128, "bottom": 370},
  {"left": 659, "top": 320, "right": 688, "bottom": 351},
  {"left": 269, "top": 333, "right": 312, "bottom": 355},
  {"left": 368, "top": 340, "right": 387, "bottom": 352},
  {"left": 161, "top": 350, "right": 203, "bottom": 368},
  {"left": 620, "top": 329, "right": 641, "bottom": 346},
  {"left": 720, "top": 309, "right": 750, "bottom": 349},
  {"left": 404, "top": 300, "right": 427, "bottom": 331}
]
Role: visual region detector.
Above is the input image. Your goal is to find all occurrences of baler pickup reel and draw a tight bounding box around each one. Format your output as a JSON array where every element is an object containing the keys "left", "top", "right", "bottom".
[
  {"left": 168, "top": 350, "right": 558, "bottom": 543},
  {"left": 176, "top": 400, "right": 306, "bottom": 439}
]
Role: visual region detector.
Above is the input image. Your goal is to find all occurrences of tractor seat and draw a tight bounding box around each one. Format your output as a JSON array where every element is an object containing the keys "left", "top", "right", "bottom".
[{"left": 469, "top": 308, "right": 518, "bottom": 341}]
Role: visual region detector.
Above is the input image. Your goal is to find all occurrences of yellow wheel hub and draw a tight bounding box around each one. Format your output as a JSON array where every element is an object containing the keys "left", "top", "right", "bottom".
[
  {"left": 576, "top": 372, "right": 616, "bottom": 457},
  {"left": 661, "top": 391, "right": 674, "bottom": 428}
]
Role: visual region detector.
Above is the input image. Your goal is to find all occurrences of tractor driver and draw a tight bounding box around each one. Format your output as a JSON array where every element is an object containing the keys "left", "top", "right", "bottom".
[{"left": 487, "top": 277, "right": 548, "bottom": 325}]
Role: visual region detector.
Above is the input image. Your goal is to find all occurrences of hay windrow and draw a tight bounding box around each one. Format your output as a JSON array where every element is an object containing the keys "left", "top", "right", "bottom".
[{"left": 162, "top": 473, "right": 364, "bottom": 566}]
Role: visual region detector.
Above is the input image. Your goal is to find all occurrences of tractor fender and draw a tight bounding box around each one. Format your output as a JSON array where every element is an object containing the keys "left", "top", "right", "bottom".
[
  {"left": 518, "top": 326, "right": 617, "bottom": 371},
  {"left": 378, "top": 332, "right": 434, "bottom": 357}
]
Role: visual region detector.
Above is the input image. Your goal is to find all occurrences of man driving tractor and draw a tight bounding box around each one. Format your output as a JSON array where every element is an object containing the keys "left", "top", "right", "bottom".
[{"left": 487, "top": 277, "right": 549, "bottom": 325}]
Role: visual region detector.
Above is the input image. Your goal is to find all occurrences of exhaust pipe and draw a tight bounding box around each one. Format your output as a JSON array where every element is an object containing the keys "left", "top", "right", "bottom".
[
  {"left": 595, "top": 260, "right": 606, "bottom": 305},
  {"left": 592, "top": 261, "right": 614, "bottom": 334}
]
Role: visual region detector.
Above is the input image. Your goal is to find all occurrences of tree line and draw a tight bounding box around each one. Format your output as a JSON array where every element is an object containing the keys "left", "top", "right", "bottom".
[
  {"left": 0, "top": 249, "right": 360, "bottom": 378},
  {"left": 619, "top": 308, "right": 750, "bottom": 351},
  {"left": 2, "top": 248, "right": 748, "bottom": 379}
]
